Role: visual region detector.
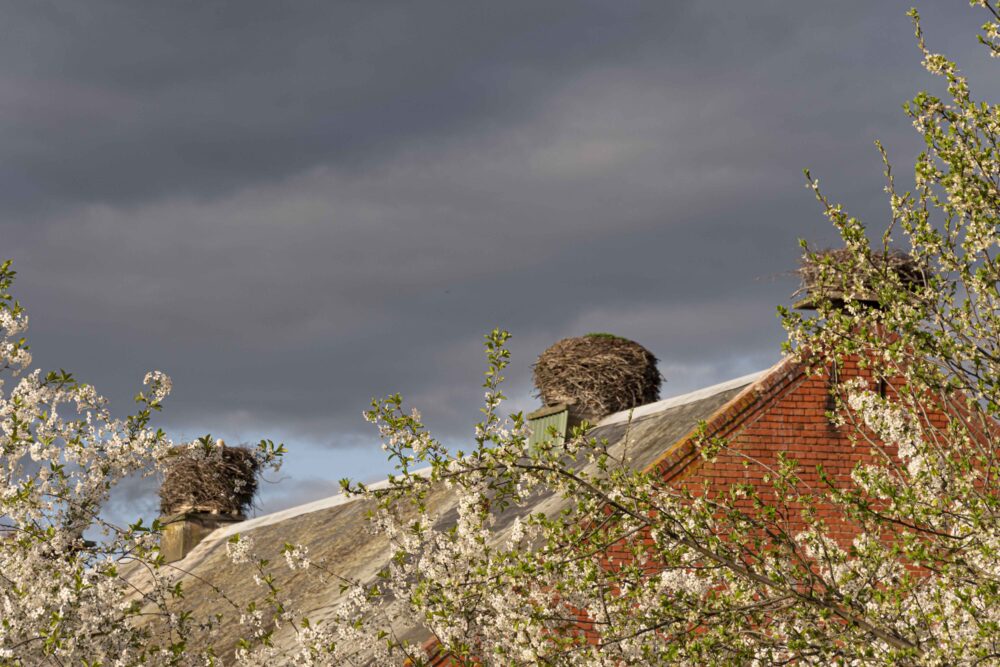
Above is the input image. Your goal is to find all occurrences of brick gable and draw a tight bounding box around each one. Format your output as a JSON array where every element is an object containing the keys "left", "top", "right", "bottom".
[
  {"left": 409, "top": 355, "right": 957, "bottom": 663},
  {"left": 646, "top": 356, "right": 909, "bottom": 543}
]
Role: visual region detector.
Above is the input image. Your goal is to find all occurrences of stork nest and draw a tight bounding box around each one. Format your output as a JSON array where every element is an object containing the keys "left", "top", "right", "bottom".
[
  {"left": 533, "top": 334, "right": 662, "bottom": 420},
  {"left": 159, "top": 444, "right": 259, "bottom": 517},
  {"left": 795, "top": 248, "right": 926, "bottom": 305}
]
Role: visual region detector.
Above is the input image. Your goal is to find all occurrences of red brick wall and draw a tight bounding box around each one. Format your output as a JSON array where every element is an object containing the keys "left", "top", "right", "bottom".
[
  {"left": 663, "top": 360, "right": 863, "bottom": 539},
  {"left": 416, "top": 357, "right": 961, "bottom": 661},
  {"left": 594, "top": 359, "right": 908, "bottom": 646},
  {"left": 642, "top": 358, "right": 926, "bottom": 541}
]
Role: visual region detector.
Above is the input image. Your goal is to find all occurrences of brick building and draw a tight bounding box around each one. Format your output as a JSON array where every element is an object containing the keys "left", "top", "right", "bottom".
[
  {"left": 137, "top": 348, "right": 913, "bottom": 664},
  {"left": 416, "top": 352, "right": 905, "bottom": 664}
]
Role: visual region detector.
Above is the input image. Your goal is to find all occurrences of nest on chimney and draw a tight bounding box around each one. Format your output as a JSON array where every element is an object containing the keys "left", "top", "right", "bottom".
[
  {"left": 794, "top": 247, "right": 926, "bottom": 308},
  {"left": 159, "top": 442, "right": 259, "bottom": 517},
  {"left": 532, "top": 334, "right": 662, "bottom": 422}
]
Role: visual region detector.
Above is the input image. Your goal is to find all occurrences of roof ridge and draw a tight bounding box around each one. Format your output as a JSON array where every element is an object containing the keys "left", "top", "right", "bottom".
[
  {"left": 204, "top": 467, "right": 434, "bottom": 543},
  {"left": 186, "top": 364, "right": 783, "bottom": 552},
  {"left": 596, "top": 368, "right": 770, "bottom": 427}
]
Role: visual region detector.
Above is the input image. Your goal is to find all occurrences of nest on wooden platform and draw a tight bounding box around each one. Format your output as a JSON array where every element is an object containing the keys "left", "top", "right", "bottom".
[
  {"left": 532, "top": 334, "right": 662, "bottom": 421},
  {"left": 795, "top": 247, "right": 926, "bottom": 307},
  {"left": 159, "top": 443, "right": 259, "bottom": 516}
]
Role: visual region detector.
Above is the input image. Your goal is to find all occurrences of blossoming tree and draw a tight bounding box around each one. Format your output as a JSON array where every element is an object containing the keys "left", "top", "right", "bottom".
[
  {"left": 0, "top": 258, "right": 283, "bottom": 664},
  {"left": 2, "top": 2, "right": 999, "bottom": 665},
  {"left": 328, "top": 5, "right": 1000, "bottom": 665}
]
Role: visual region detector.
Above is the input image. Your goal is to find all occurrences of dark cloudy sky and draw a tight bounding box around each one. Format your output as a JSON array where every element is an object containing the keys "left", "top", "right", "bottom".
[{"left": 3, "top": 2, "right": 995, "bottom": 519}]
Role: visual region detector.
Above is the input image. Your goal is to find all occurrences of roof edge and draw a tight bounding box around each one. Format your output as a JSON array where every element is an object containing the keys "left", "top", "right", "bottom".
[
  {"left": 177, "top": 361, "right": 800, "bottom": 563},
  {"left": 596, "top": 369, "right": 769, "bottom": 428},
  {"left": 215, "top": 369, "right": 779, "bottom": 542},
  {"left": 226, "top": 467, "right": 433, "bottom": 540},
  {"left": 641, "top": 355, "right": 806, "bottom": 479}
]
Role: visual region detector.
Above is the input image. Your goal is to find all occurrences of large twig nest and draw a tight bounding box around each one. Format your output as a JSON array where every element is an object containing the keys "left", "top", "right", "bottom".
[
  {"left": 159, "top": 442, "right": 259, "bottom": 516},
  {"left": 794, "top": 248, "right": 926, "bottom": 308},
  {"left": 533, "top": 334, "right": 662, "bottom": 421}
]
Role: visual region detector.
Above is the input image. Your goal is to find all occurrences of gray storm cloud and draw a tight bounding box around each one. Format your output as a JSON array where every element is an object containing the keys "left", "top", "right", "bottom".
[{"left": 1, "top": 1, "right": 994, "bottom": 517}]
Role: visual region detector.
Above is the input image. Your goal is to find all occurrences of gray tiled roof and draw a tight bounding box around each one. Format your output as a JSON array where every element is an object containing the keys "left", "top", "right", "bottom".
[{"left": 129, "top": 370, "right": 765, "bottom": 663}]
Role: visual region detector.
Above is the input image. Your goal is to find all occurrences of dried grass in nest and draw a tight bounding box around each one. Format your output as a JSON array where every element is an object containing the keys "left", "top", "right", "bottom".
[
  {"left": 533, "top": 334, "right": 662, "bottom": 420},
  {"left": 795, "top": 248, "right": 925, "bottom": 304},
  {"left": 159, "top": 444, "right": 259, "bottom": 516}
]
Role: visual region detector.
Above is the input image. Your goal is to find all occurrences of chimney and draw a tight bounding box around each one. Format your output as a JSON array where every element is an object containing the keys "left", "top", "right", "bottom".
[
  {"left": 526, "top": 403, "right": 581, "bottom": 451},
  {"left": 158, "top": 439, "right": 259, "bottom": 563},
  {"left": 159, "top": 511, "right": 244, "bottom": 563}
]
